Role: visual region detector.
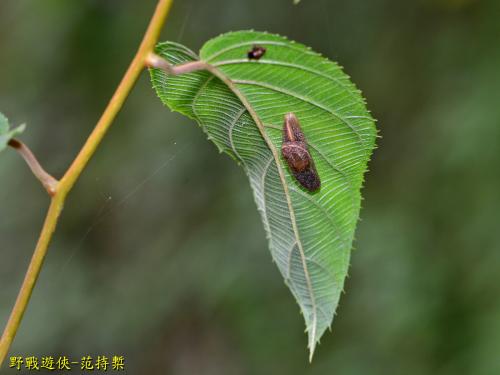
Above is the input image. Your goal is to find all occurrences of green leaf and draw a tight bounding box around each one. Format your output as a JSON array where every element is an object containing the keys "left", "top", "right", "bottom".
[
  {"left": 150, "top": 31, "right": 377, "bottom": 359},
  {"left": 0, "top": 112, "right": 25, "bottom": 153}
]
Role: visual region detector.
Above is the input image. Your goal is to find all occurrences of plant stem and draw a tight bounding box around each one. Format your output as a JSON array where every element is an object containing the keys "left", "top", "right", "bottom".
[
  {"left": 0, "top": 0, "right": 174, "bottom": 367},
  {"left": 8, "top": 139, "right": 58, "bottom": 196}
]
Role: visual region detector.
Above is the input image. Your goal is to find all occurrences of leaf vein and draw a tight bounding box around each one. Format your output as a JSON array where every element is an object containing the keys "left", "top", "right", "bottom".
[
  {"left": 212, "top": 59, "right": 361, "bottom": 102},
  {"left": 231, "top": 79, "right": 367, "bottom": 154},
  {"left": 228, "top": 107, "right": 248, "bottom": 163},
  {"left": 204, "top": 40, "right": 317, "bottom": 62}
]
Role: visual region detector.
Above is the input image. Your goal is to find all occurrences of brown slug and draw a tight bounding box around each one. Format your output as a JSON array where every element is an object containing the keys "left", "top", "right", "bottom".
[{"left": 281, "top": 113, "right": 320, "bottom": 192}]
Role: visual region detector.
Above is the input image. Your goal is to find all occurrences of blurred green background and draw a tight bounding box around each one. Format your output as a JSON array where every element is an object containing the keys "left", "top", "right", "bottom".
[{"left": 1, "top": 0, "right": 499, "bottom": 374}]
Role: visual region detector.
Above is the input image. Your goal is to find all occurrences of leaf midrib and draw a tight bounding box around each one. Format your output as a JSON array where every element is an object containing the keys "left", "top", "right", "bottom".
[{"left": 203, "top": 63, "right": 320, "bottom": 353}]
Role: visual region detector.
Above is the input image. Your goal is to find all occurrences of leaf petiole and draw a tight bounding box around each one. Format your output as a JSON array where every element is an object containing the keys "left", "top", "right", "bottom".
[
  {"left": 8, "top": 139, "right": 58, "bottom": 196},
  {"left": 145, "top": 52, "right": 209, "bottom": 75}
]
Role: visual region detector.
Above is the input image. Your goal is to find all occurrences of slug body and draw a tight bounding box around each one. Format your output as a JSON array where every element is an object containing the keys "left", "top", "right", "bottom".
[
  {"left": 281, "top": 113, "right": 321, "bottom": 192},
  {"left": 247, "top": 45, "right": 266, "bottom": 60}
]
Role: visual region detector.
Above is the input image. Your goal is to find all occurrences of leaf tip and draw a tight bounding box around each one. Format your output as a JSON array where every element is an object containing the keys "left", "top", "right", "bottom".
[
  {"left": 308, "top": 345, "right": 316, "bottom": 363},
  {"left": 307, "top": 316, "right": 318, "bottom": 362},
  {"left": 17, "top": 123, "right": 26, "bottom": 133}
]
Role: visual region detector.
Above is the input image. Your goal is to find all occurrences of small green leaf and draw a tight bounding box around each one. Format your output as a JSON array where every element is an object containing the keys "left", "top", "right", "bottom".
[
  {"left": 0, "top": 112, "right": 25, "bottom": 153},
  {"left": 150, "top": 31, "right": 377, "bottom": 359}
]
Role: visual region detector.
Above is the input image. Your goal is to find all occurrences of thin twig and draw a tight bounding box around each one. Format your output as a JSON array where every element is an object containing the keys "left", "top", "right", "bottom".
[
  {"left": 8, "top": 139, "right": 58, "bottom": 196},
  {"left": 0, "top": 0, "right": 174, "bottom": 367}
]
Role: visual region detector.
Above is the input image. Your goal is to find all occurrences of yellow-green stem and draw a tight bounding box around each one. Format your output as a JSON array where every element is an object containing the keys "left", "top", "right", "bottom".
[{"left": 0, "top": 0, "right": 173, "bottom": 366}]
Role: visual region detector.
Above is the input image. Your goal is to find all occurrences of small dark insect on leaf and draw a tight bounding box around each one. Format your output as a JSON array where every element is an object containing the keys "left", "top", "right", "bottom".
[
  {"left": 281, "top": 113, "right": 321, "bottom": 192},
  {"left": 247, "top": 45, "right": 266, "bottom": 60}
]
